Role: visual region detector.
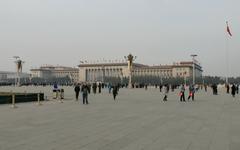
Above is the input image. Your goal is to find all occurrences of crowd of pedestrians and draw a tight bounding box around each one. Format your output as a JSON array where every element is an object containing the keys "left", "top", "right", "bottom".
[{"left": 48, "top": 82, "right": 240, "bottom": 105}]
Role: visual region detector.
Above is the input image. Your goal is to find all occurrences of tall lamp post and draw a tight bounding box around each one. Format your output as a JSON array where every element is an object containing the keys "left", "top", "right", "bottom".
[
  {"left": 13, "top": 56, "right": 24, "bottom": 86},
  {"left": 190, "top": 54, "right": 197, "bottom": 85},
  {"left": 124, "top": 54, "right": 136, "bottom": 88},
  {"left": 184, "top": 71, "right": 187, "bottom": 86}
]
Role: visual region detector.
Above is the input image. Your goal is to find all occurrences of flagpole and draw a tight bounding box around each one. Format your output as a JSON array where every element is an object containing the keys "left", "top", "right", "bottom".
[
  {"left": 225, "top": 23, "right": 229, "bottom": 84},
  {"left": 225, "top": 21, "right": 232, "bottom": 84}
]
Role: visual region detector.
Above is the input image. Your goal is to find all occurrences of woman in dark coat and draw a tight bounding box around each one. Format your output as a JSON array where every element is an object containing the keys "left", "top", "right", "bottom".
[
  {"left": 112, "top": 85, "right": 118, "bottom": 100},
  {"left": 231, "top": 84, "right": 236, "bottom": 97},
  {"left": 74, "top": 84, "right": 80, "bottom": 100}
]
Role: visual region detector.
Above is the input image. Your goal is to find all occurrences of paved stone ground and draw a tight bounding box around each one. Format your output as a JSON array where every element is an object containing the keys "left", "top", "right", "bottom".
[{"left": 0, "top": 86, "right": 240, "bottom": 150}]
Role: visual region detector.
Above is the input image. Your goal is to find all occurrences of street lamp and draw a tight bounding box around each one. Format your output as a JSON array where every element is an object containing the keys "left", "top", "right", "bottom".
[
  {"left": 190, "top": 54, "right": 197, "bottom": 85},
  {"left": 184, "top": 71, "right": 187, "bottom": 86},
  {"left": 13, "top": 56, "right": 24, "bottom": 86},
  {"left": 124, "top": 54, "right": 137, "bottom": 88}
]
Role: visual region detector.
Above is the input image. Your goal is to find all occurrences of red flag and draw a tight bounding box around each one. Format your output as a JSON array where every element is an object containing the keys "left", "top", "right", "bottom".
[{"left": 226, "top": 21, "right": 232, "bottom": 36}]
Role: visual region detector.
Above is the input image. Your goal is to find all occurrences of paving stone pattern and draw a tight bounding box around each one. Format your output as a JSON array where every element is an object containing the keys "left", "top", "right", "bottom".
[{"left": 0, "top": 86, "right": 240, "bottom": 150}]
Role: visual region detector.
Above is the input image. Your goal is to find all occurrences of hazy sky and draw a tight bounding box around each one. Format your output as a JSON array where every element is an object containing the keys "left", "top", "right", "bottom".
[{"left": 0, "top": 0, "right": 239, "bottom": 76}]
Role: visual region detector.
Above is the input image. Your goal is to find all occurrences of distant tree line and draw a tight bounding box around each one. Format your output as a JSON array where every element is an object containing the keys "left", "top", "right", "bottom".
[
  {"left": 104, "top": 75, "right": 240, "bottom": 85},
  {"left": 1, "top": 75, "right": 240, "bottom": 86},
  {"left": 0, "top": 76, "right": 72, "bottom": 86}
]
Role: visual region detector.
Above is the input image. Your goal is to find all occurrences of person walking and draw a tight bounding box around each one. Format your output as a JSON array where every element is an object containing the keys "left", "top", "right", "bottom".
[
  {"left": 74, "top": 84, "right": 81, "bottom": 101},
  {"left": 231, "top": 84, "right": 236, "bottom": 97},
  {"left": 226, "top": 84, "right": 230, "bottom": 94},
  {"left": 188, "top": 84, "right": 195, "bottom": 101},
  {"left": 88, "top": 84, "right": 91, "bottom": 94},
  {"left": 81, "top": 83, "right": 90, "bottom": 104},
  {"left": 236, "top": 84, "right": 239, "bottom": 94},
  {"left": 211, "top": 84, "right": 218, "bottom": 95},
  {"left": 98, "top": 83, "right": 102, "bottom": 93},
  {"left": 92, "top": 82, "right": 97, "bottom": 94},
  {"left": 108, "top": 83, "right": 112, "bottom": 94},
  {"left": 179, "top": 84, "right": 185, "bottom": 102},
  {"left": 159, "top": 84, "right": 163, "bottom": 92},
  {"left": 163, "top": 84, "right": 169, "bottom": 101},
  {"left": 53, "top": 82, "right": 60, "bottom": 99},
  {"left": 112, "top": 85, "right": 118, "bottom": 100}
]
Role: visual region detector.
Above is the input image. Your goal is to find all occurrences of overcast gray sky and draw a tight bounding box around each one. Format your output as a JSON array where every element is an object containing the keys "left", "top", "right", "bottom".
[{"left": 0, "top": 0, "right": 239, "bottom": 77}]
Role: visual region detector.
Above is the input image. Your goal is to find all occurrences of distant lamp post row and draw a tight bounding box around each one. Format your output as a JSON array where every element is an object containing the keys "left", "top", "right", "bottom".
[{"left": 124, "top": 54, "right": 137, "bottom": 88}]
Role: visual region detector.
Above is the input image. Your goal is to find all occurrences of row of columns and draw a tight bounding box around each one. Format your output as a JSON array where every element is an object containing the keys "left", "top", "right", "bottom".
[
  {"left": 86, "top": 68, "right": 123, "bottom": 82},
  {"left": 133, "top": 70, "right": 172, "bottom": 77}
]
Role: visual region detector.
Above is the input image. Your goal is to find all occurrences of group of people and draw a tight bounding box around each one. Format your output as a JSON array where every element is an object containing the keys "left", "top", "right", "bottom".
[
  {"left": 212, "top": 83, "right": 239, "bottom": 97},
  {"left": 226, "top": 84, "right": 239, "bottom": 97},
  {"left": 163, "top": 83, "right": 239, "bottom": 102},
  {"left": 74, "top": 83, "right": 90, "bottom": 104},
  {"left": 74, "top": 82, "right": 121, "bottom": 104},
  {"left": 162, "top": 84, "right": 195, "bottom": 102},
  {"left": 53, "top": 81, "right": 239, "bottom": 105}
]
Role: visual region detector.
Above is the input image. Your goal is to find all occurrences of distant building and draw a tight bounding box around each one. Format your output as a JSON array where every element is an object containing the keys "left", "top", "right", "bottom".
[
  {"left": 0, "top": 71, "right": 30, "bottom": 81},
  {"left": 78, "top": 61, "right": 203, "bottom": 82},
  {"left": 29, "top": 61, "right": 203, "bottom": 83},
  {"left": 30, "top": 65, "right": 79, "bottom": 83}
]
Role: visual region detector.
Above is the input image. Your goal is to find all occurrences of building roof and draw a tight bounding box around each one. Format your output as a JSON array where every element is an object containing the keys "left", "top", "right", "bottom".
[
  {"left": 78, "top": 61, "right": 203, "bottom": 71},
  {"left": 135, "top": 65, "right": 172, "bottom": 70},
  {"left": 78, "top": 63, "right": 147, "bottom": 68}
]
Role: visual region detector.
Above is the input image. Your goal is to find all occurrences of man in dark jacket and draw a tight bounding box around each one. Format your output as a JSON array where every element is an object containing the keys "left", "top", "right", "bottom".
[
  {"left": 92, "top": 82, "right": 97, "bottom": 94},
  {"left": 236, "top": 84, "right": 239, "bottom": 94},
  {"left": 231, "top": 84, "right": 236, "bottom": 97},
  {"left": 226, "top": 84, "right": 230, "bottom": 93},
  {"left": 81, "top": 83, "right": 90, "bottom": 104},
  {"left": 74, "top": 84, "right": 80, "bottom": 101},
  {"left": 98, "top": 83, "right": 102, "bottom": 93},
  {"left": 112, "top": 85, "right": 118, "bottom": 100}
]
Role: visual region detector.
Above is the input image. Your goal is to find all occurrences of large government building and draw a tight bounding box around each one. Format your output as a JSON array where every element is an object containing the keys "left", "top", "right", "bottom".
[
  {"left": 30, "top": 61, "right": 202, "bottom": 83},
  {"left": 78, "top": 61, "right": 203, "bottom": 82}
]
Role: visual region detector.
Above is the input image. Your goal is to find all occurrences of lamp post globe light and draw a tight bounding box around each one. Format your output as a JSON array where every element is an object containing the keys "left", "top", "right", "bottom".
[
  {"left": 124, "top": 54, "right": 137, "bottom": 88},
  {"left": 190, "top": 54, "right": 197, "bottom": 85}
]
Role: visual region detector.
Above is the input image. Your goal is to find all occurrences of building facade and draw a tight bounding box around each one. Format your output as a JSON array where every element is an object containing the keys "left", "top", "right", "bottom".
[
  {"left": 29, "top": 61, "right": 202, "bottom": 83},
  {"left": 78, "top": 63, "right": 147, "bottom": 82},
  {"left": 30, "top": 65, "right": 79, "bottom": 82},
  {"left": 78, "top": 61, "right": 203, "bottom": 82}
]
